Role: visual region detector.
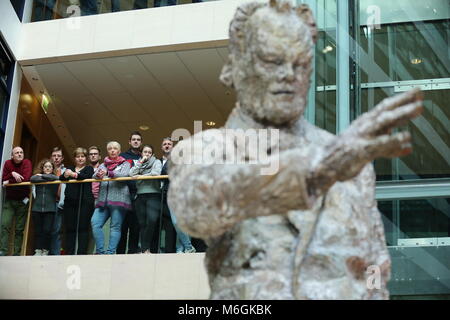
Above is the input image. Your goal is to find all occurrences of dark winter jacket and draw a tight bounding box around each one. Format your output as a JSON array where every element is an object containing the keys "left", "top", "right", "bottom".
[
  {"left": 31, "top": 174, "right": 59, "bottom": 212},
  {"left": 59, "top": 166, "right": 94, "bottom": 205}
]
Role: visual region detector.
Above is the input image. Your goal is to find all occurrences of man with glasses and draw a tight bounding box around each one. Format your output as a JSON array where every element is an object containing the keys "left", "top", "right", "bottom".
[
  {"left": 50, "top": 147, "right": 65, "bottom": 255},
  {"left": 87, "top": 146, "right": 102, "bottom": 254},
  {"left": 88, "top": 146, "right": 102, "bottom": 202}
]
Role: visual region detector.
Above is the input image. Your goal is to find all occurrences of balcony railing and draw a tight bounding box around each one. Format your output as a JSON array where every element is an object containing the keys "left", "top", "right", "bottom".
[{"left": 1, "top": 175, "right": 206, "bottom": 256}]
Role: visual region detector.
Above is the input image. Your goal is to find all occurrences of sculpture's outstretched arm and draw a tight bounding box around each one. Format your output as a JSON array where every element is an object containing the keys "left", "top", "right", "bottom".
[
  {"left": 168, "top": 88, "right": 422, "bottom": 239},
  {"left": 168, "top": 133, "right": 316, "bottom": 238},
  {"left": 309, "top": 88, "right": 423, "bottom": 197}
]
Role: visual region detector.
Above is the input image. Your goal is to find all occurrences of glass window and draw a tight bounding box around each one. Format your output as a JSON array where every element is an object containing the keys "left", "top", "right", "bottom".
[
  {"left": 0, "top": 84, "right": 7, "bottom": 162},
  {"left": 378, "top": 198, "right": 450, "bottom": 247},
  {"left": 9, "top": 0, "right": 25, "bottom": 21},
  {"left": 30, "top": 0, "right": 211, "bottom": 22},
  {"left": 311, "top": 0, "right": 338, "bottom": 134},
  {"left": 0, "top": 40, "right": 13, "bottom": 87},
  {"left": 0, "top": 85, "right": 6, "bottom": 126},
  {"left": 394, "top": 21, "right": 450, "bottom": 81},
  {"left": 357, "top": 1, "right": 450, "bottom": 182},
  {"left": 361, "top": 87, "right": 450, "bottom": 181}
]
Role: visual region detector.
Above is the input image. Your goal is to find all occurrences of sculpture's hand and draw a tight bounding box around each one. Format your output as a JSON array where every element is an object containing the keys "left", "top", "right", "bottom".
[
  {"left": 310, "top": 88, "right": 423, "bottom": 194},
  {"left": 347, "top": 87, "right": 423, "bottom": 156}
]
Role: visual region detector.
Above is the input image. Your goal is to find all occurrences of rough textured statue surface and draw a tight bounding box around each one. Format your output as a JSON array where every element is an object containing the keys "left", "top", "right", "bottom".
[{"left": 168, "top": 0, "right": 423, "bottom": 299}]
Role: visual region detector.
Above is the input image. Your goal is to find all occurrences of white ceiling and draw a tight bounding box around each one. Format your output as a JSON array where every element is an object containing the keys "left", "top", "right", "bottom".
[{"left": 22, "top": 46, "right": 235, "bottom": 158}]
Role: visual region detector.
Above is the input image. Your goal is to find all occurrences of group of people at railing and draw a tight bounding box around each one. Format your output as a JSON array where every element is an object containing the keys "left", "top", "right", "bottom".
[
  {"left": 33, "top": 0, "right": 204, "bottom": 21},
  {"left": 0, "top": 132, "right": 201, "bottom": 256}
]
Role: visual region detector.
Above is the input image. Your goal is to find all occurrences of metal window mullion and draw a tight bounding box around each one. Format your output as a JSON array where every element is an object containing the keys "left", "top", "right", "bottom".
[
  {"left": 336, "top": 0, "right": 351, "bottom": 133},
  {"left": 376, "top": 181, "right": 450, "bottom": 201}
]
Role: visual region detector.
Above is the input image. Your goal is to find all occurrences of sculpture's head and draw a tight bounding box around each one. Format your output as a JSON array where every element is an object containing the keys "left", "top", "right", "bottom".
[{"left": 220, "top": 0, "right": 317, "bottom": 127}]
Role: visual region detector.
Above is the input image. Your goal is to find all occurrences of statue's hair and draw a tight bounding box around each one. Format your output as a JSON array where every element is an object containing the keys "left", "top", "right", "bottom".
[{"left": 220, "top": 0, "right": 317, "bottom": 88}]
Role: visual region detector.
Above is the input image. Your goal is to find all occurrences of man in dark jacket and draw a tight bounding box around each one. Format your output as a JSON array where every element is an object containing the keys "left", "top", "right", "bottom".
[
  {"left": 0, "top": 147, "right": 32, "bottom": 256},
  {"left": 117, "top": 131, "right": 142, "bottom": 254},
  {"left": 159, "top": 138, "right": 177, "bottom": 253}
]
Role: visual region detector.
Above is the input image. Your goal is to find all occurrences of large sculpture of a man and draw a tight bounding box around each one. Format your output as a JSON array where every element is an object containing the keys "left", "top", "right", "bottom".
[{"left": 168, "top": 0, "right": 423, "bottom": 299}]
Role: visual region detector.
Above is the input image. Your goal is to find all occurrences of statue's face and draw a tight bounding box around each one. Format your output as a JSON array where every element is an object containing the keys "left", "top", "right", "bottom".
[{"left": 234, "top": 8, "right": 313, "bottom": 126}]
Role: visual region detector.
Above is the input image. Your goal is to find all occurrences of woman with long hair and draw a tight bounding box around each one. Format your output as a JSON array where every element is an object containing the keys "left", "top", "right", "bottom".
[
  {"left": 59, "top": 147, "right": 94, "bottom": 255},
  {"left": 31, "top": 159, "right": 59, "bottom": 256}
]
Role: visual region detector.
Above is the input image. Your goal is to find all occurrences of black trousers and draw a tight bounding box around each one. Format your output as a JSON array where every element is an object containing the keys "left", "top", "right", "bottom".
[
  {"left": 117, "top": 201, "right": 140, "bottom": 254},
  {"left": 63, "top": 199, "right": 94, "bottom": 255},
  {"left": 191, "top": 237, "right": 207, "bottom": 252},
  {"left": 32, "top": 211, "right": 55, "bottom": 250},
  {"left": 135, "top": 193, "right": 161, "bottom": 252}
]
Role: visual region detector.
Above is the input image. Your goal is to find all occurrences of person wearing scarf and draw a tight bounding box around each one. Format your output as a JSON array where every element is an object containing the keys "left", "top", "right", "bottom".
[
  {"left": 91, "top": 141, "right": 131, "bottom": 254},
  {"left": 129, "top": 145, "right": 163, "bottom": 254}
]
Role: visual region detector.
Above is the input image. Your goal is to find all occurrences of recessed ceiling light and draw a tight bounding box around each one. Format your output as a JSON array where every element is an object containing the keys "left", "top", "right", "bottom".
[
  {"left": 411, "top": 58, "right": 422, "bottom": 65},
  {"left": 139, "top": 125, "right": 149, "bottom": 131},
  {"left": 206, "top": 121, "right": 216, "bottom": 127}
]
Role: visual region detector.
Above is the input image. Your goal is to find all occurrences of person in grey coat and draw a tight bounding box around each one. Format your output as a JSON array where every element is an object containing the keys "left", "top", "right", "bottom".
[
  {"left": 31, "top": 159, "right": 59, "bottom": 256},
  {"left": 129, "top": 145, "right": 162, "bottom": 253}
]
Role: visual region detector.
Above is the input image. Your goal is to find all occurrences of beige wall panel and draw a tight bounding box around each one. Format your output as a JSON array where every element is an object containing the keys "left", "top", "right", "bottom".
[{"left": 0, "top": 253, "right": 209, "bottom": 299}]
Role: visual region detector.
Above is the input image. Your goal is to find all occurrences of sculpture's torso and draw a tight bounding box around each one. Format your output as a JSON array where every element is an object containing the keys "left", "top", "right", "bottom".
[{"left": 204, "top": 110, "right": 391, "bottom": 300}]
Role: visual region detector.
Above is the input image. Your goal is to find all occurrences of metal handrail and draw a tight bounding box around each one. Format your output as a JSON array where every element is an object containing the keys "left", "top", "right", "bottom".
[
  {"left": 2, "top": 175, "right": 170, "bottom": 256},
  {"left": 3, "top": 175, "right": 169, "bottom": 187}
]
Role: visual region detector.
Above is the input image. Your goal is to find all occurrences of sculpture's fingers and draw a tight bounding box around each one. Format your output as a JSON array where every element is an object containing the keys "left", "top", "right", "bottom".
[
  {"left": 366, "top": 132, "right": 412, "bottom": 159},
  {"left": 371, "top": 100, "right": 423, "bottom": 136},
  {"left": 374, "top": 87, "right": 423, "bottom": 114}
]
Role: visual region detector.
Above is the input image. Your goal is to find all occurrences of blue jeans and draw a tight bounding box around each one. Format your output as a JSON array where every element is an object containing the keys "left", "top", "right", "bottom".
[
  {"left": 49, "top": 208, "right": 62, "bottom": 255},
  {"left": 169, "top": 209, "right": 193, "bottom": 252},
  {"left": 91, "top": 206, "right": 126, "bottom": 254}
]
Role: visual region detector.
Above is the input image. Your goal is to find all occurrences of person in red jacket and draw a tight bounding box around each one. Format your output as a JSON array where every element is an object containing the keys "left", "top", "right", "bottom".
[{"left": 0, "top": 146, "right": 32, "bottom": 256}]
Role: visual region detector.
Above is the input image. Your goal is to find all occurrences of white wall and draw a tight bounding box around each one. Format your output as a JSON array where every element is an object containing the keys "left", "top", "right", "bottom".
[
  {"left": 19, "top": 0, "right": 267, "bottom": 65},
  {"left": 0, "top": 0, "right": 23, "bottom": 59},
  {"left": 0, "top": 253, "right": 210, "bottom": 299}
]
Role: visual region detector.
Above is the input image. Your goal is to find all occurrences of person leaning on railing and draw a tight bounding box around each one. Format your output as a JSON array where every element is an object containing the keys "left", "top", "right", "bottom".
[
  {"left": 30, "top": 159, "right": 59, "bottom": 256},
  {"left": 59, "top": 148, "right": 95, "bottom": 255},
  {"left": 91, "top": 141, "right": 131, "bottom": 255},
  {"left": 0, "top": 147, "right": 32, "bottom": 256},
  {"left": 129, "top": 145, "right": 162, "bottom": 254}
]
